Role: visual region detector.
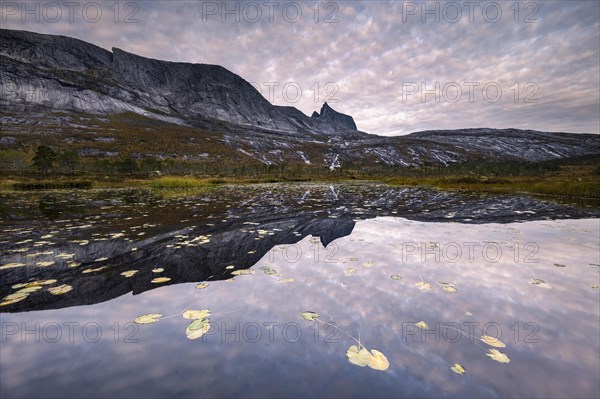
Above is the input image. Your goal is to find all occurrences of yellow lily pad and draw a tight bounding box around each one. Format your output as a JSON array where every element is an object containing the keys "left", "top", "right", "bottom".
[
  {"left": 121, "top": 270, "right": 138, "bottom": 278},
  {"left": 195, "top": 283, "right": 209, "bottom": 289},
  {"left": 231, "top": 269, "right": 253, "bottom": 276},
  {"left": 368, "top": 349, "right": 390, "bottom": 371},
  {"left": 12, "top": 280, "right": 57, "bottom": 289},
  {"left": 56, "top": 253, "right": 75, "bottom": 259},
  {"left": 82, "top": 266, "right": 107, "bottom": 274},
  {"left": 35, "top": 261, "right": 55, "bottom": 267},
  {"left": 152, "top": 268, "right": 164, "bottom": 273},
  {"left": 300, "top": 311, "right": 319, "bottom": 321},
  {"left": 48, "top": 284, "right": 73, "bottom": 295},
  {"left": 0, "top": 292, "right": 29, "bottom": 306},
  {"left": 0, "top": 262, "right": 26, "bottom": 270},
  {"left": 416, "top": 321, "right": 429, "bottom": 330},
  {"left": 438, "top": 282, "right": 457, "bottom": 293},
  {"left": 346, "top": 345, "right": 373, "bottom": 367},
  {"left": 151, "top": 277, "right": 171, "bottom": 284},
  {"left": 186, "top": 318, "right": 211, "bottom": 339},
  {"left": 530, "top": 278, "right": 551, "bottom": 289},
  {"left": 183, "top": 309, "right": 211, "bottom": 320},
  {"left": 481, "top": 335, "right": 506, "bottom": 348},
  {"left": 415, "top": 282, "right": 431, "bottom": 291},
  {"left": 344, "top": 267, "right": 357, "bottom": 276},
  {"left": 134, "top": 313, "right": 162, "bottom": 324},
  {"left": 451, "top": 363, "right": 466, "bottom": 374},
  {"left": 362, "top": 261, "right": 375, "bottom": 267},
  {"left": 19, "top": 286, "right": 43, "bottom": 294},
  {"left": 486, "top": 349, "right": 510, "bottom": 363}
]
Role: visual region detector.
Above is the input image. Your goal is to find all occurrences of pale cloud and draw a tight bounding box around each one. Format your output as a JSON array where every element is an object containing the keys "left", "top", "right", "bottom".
[{"left": 2, "top": 0, "right": 598, "bottom": 135}]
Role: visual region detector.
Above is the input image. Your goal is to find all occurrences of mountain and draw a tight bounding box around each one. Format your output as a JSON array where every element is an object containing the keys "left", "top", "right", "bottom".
[
  {"left": 0, "top": 29, "right": 357, "bottom": 136},
  {"left": 1, "top": 28, "right": 599, "bottom": 168}
]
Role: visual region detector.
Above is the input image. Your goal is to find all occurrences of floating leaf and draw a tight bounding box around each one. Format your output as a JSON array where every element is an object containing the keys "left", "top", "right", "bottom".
[
  {"left": 183, "top": 309, "right": 211, "bottom": 320},
  {"left": 530, "top": 278, "right": 552, "bottom": 289},
  {"left": 592, "top": 285, "right": 600, "bottom": 290},
  {"left": 152, "top": 268, "right": 164, "bottom": 273},
  {"left": 195, "top": 283, "right": 209, "bottom": 289},
  {"left": 391, "top": 274, "right": 402, "bottom": 280},
  {"left": 0, "top": 292, "right": 29, "bottom": 306},
  {"left": 134, "top": 313, "right": 162, "bottom": 324},
  {"left": 554, "top": 263, "right": 566, "bottom": 267},
  {"left": 12, "top": 279, "right": 57, "bottom": 289},
  {"left": 186, "top": 318, "right": 211, "bottom": 339},
  {"left": 344, "top": 267, "right": 357, "bottom": 276},
  {"left": 362, "top": 261, "right": 375, "bottom": 268},
  {"left": 37, "top": 279, "right": 58, "bottom": 285},
  {"left": 486, "top": 349, "right": 510, "bottom": 363},
  {"left": 481, "top": 335, "right": 506, "bottom": 348},
  {"left": 415, "top": 321, "right": 429, "bottom": 330},
  {"left": 346, "top": 345, "right": 373, "bottom": 367},
  {"left": 278, "top": 278, "right": 294, "bottom": 283},
  {"left": 260, "top": 266, "right": 278, "bottom": 275},
  {"left": 35, "top": 261, "right": 55, "bottom": 267},
  {"left": 82, "top": 266, "right": 107, "bottom": 274},
  {"left": 368, "top": 349, "right": 390, "bottom": 371},
  {"left": 20, "top": 286, "right": 44, "bottom": 294},
  {"left": 231, "top": 269, "right": 253, "bottom": 276},
  {"left": 301, "top": 311, "right": 319, "bottom": 321},
  {"left": 121, "top": 270, "right": 138, "bottom": 278},
  {"left": 11, "top": 283, "right": 30, "bottom": 290},
  {"left": 0, "top": 263, "right": 26, "bottom": 270},
  {"left": 48, "top": 284, "right": 72, "bottom": 295},
  {"left": 151, "top": 277, "right": 171, "bottom": 284},
  {"left": 415, "top": 282, "right": 431, "bottom": 291},
  {"left": 225, "top": 265, "right": 235, "bottom": 270},
  {"left": 451, "top": 363, "right": 466, "bottom": 374},
  {"left": 437, "top": 282, "right": 457, "bottom": 293}
]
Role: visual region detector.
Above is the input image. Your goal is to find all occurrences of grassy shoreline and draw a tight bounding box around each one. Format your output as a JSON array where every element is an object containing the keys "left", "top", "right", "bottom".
[
  {"left": 1, "top": 157, "right": 598, "bottom": 207},
  {"left": 1, "top": 174, "right": 598, "bottom": 199}
]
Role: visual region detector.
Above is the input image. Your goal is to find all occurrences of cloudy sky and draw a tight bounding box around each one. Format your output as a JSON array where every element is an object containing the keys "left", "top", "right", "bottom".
[{"left": 2, "top": 0, "right": 599, "bottom": 135}]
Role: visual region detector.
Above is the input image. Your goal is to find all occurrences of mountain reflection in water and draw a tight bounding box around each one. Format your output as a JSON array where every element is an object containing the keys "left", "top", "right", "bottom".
[{"left": 0, "top": 183, "right": 597, "bottom": 313}]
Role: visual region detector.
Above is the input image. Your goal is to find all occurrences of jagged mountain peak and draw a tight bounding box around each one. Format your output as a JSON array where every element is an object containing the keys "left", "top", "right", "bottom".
[{"left": 311, "top": 102, "right": 357, "bottom": 131}]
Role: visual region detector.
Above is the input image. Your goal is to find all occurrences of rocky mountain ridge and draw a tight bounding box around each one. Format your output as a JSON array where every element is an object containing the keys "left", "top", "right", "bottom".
[{"left": 1, "top": 28, "right": 599, "bottom": 168}]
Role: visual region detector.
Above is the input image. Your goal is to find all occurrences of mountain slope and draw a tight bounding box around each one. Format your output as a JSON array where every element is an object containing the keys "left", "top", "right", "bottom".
[
  {"left": 0, "top": 28, "right": 359, "bottom": 137},
  {"left": 1, "top": 28, "right": 598, "bottom": 168}
]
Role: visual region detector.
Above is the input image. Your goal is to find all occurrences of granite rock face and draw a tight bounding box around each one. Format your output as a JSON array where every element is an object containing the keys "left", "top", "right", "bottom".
[{"left": 0, "top": 28, "right": 358, "bottom": 136}]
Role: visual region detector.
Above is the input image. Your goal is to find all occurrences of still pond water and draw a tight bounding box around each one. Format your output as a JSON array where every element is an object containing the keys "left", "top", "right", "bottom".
[{"left": 0, "top": 183, "right": 599, "bottom": 398}]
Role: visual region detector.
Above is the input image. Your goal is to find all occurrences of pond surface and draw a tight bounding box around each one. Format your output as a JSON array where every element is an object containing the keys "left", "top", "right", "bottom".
[{"left": 1, "top": 183, "right": 599, "bottom": 398}]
